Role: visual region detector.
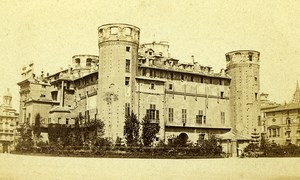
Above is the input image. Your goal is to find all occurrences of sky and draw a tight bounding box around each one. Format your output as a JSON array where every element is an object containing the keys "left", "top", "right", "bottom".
[{"left": 1, "top": 0, "right": 300, "bottom": 111}]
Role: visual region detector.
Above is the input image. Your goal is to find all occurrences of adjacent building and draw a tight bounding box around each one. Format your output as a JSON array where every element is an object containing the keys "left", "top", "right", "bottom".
[
  {"left": 0, "top": 89, "right": 18, "bottom": 153},
  {"left": 262, "top": 83, "right": 300, "bottom": 145}
]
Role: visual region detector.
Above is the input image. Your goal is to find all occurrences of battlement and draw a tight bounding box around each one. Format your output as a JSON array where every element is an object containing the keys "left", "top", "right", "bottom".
[
  {"left": 72, "top": 55, "right": 99, "bottom": 69},
  {"left": 225, "top": 50, "right": 260, "bottom": 67},
  {"left": 98, "top": 23, "right": 140, "bottom": 44}
]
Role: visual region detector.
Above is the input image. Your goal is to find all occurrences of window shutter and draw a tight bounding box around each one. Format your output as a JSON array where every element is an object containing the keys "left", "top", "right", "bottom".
[
  {"left": 156, "top": 110, "right": 159, "bottom": 121},
  {"left": 146, "top": 109, "right": 150, "bottom": 118}
]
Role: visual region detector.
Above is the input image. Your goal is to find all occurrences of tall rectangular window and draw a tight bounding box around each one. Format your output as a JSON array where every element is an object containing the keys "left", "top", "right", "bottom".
[
  {"left": 196, "top": 110, "right": 205, "bottom": 124},
  {"left": 150, "top": 83, "right": 155, "bottom": 89},
  {"left": 221, "top": 112, "right": 225, "bottom": 125},
  {"left": 125, "top": 77, "right": 130, "bottom": 86},
  {"left": 220, "top": 92, "right": 224, "bottom": 99},
  {"left": 182, "top": 109, "right": 187, "bottom": 124},
  {"left": 125, "top": 103, "right": 130, "bottom": 117},
  {"left": 126, "top": 46, "right": 130, "bottom": 52},
  {"left": 168, "top": 108, "right": 174, "bottom": 122},
  {"left": 126, "top": 59, "right": 130, "bottom": 72},
  {"left": 146, "top": 104, "right": 158, "bottom": 121}
]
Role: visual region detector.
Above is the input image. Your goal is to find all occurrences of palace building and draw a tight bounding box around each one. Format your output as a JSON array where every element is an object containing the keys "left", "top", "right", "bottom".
[{"left": 17, "top": 23, "right": 261, "bottom": 145}]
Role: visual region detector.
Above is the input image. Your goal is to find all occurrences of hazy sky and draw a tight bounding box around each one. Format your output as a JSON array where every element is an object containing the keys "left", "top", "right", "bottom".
[{"left": 1, "top": 0, "right": 300, "bottom": 110}]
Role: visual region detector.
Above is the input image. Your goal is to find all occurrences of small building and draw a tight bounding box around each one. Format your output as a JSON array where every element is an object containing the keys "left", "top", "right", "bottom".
[{"left": 218, "top": 131, "right": 250, "bottom": 157}]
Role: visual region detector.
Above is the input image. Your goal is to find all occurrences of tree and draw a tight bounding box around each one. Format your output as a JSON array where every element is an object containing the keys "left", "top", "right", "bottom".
[
  {"left": 124, "top": 112, "right": 140, "bottom": 146},
  {"left": 141, "top": 115, "right": 160, "bottom": 146},
  {"left": 33, "top": 113, "right": 42, "bottom": 141},
  {"left": 15, "top": 122, "right": 34, "bottom": 152}
]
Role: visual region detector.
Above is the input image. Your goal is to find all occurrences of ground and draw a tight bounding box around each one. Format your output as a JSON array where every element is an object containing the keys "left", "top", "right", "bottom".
[{"left": 1, "top": 154, "right": 300, "bottom": 180}]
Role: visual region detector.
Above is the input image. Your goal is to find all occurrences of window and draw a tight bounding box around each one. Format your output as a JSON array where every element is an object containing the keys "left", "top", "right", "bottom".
[
  {"left": 111, "top": 27, "right": 118, "bottom": 35},
  {"left": 124, "top": 27, "right": 132, "bottom": 36},
  {"left": 181, "top": 74, "right": 184, "bottom": 81},
  {"left": 258, "top": 116, "right": 261, "bottom": 126},
  {"left": 150, "top": 83, "right": 155, "bottom": 89},
  {"left": 142, "top": 69, "right": 146, "bottom": 76},
  {"left": 126, "top": 46, "right": 130, "bottom": 52},
  {"left": 146, "top": 104, "right": 159, "bottom": 121},
  {"left": 249, "top": 54, "right": 253, "bottom": 61},
  {"left": 191, "top": 76, "right": 194, "bottom": 82},
  {"left": 170, "top": 73, "right": 173, "bottom": 80},
  {"left": 125, "top": 59, "right": 130, "bottom": 72},
  {"left": 125, "top": 77, "right": 130, "bottom": 86},
  {"left": 150, "top": 70, "right": 154, "bottom": 77},
  {"left": 169, "top": 84, "right": 173, "bottom": 90},
  {"left": 221, "top": 112, "right": 225, "bottom": 125},
  {"left": 75, "top": 58, "right": 80, "bottom": 65},
  {"left": 255, "top": 93, "right": 258, "bottom": 100},
  {"left": 125, "top": 103, "right": 130, "bottom": 117},
  {"left": 86, "top": 58, "right": 92, "bottom": 66},
  {"left": 196, "top": 110, "right": 204, "bottom": 124},
  {"left": 149, "top": 51, "right": 153, "bottom": 55},
  {"left": 168, "top": 108, "right": 174, "bottom": 122},
  {"left": 66, "top": 118, "right": 69, "bottom": 125},
  {"left": 220, "top": 92, "right": 224, "bottom": 99},
  {"left": 182, "top": 109, "right": 187, "bottom": 124}
]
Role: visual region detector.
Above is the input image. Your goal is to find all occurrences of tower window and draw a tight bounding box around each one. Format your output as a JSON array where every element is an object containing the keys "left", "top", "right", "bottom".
[
  {"left": 124, "top": 27, "right": 132, "bottom": 36},
  {"left": 150, "top": 83, "right": 155, "bottom": 89},
  {"left": 86, "top": 58, "right": 92, "bottom": 66},
  {"left": 125, "top": 77, "right": 130, "bottom": 86},
  {"left": 220, "top": 92, "right": 224, "bottom": 98},
  {"left": 181, "top": 74, "right": 184, "bottom": 81},
  {"left": 249, "top": 54, "right": 253, "bottom": 61},
  {"left": 75, "top": 58, "right": 80, "bottom": 65},
  {"left": 255, "top": 93, "right": 258, "bottom": 100},
  {"left": 191, "top": 76, "right": 194, "bottom": 82},
  {"left": 125, "top": 59, "right": 130, "bottom": 72},
  {"left": 169, "top": 84, "right": 173, "bottom": 90},
  {"left": 126, "top": 46, "right": 131, "bottom": 52},
  {"left": 111, "top": 27, "right": 118, "bottom": 35}
]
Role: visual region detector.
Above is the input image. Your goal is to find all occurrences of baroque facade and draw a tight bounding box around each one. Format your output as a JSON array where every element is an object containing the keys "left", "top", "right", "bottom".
[
  {"left": 17, "top": 23, "right": 261, "bottom": 145},
  {"left": 262, "top": 83, "right": 300, "bottom": 145}
]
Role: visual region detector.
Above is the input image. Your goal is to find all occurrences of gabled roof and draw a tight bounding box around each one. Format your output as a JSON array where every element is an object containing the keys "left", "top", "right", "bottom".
[{"left": 217, "top": 131, "right": 251, "bottom": 141}]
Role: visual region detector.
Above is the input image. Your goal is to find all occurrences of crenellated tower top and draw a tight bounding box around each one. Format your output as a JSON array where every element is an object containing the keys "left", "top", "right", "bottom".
[{"left": 98, "top": 23, "right": 140, "bottom": 45}]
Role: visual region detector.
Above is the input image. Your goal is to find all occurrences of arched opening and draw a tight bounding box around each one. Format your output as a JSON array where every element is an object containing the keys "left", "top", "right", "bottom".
[{"left": 178, "top": 133, "right": 189, "bottom": 145}]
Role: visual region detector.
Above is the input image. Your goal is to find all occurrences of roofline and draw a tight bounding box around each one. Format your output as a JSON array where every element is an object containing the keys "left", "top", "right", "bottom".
[
  {"left": 98, "top": 23, "right": 140, "bottom": 31},
  {"left": 225, "top": 50, "right": 260, "bottom": 55}
]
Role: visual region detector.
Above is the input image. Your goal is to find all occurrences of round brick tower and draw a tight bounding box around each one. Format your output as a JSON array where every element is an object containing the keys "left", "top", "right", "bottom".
[
  {"left": 97, "top": 23, "right": 140, "bottom": 141},
  {"left": 225, "top": 50, "right": 260, "bottom": 138}
]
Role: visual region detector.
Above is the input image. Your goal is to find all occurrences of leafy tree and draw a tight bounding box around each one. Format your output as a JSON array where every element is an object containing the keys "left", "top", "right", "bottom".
[
  {"left": 33, "top": 113, "right": 42, "bottom": 141},
  {"left": 124, "top": 112, "right": 140, "bottom": 146},
  {"left": 141, "top": 115, "right": 160, "bottom": 146},
  {"left": 15, "top": 122, "right": 34, "bottom": 152}
]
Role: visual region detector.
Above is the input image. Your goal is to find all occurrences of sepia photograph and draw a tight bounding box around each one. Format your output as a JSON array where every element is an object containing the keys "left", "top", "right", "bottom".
[{"left": 1, "top": 0, "right": 300, "bottom": 179}]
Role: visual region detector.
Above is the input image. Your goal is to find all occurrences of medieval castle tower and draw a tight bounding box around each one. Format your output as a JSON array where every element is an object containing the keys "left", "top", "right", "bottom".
[{"left": 225, "top": 50, "right": 261, "bottom": 138}]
